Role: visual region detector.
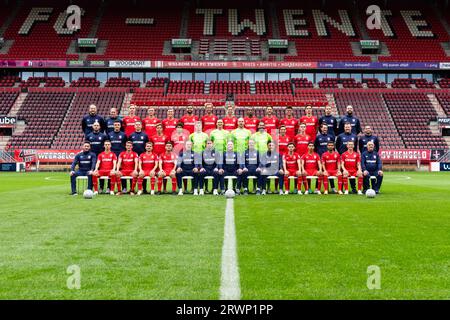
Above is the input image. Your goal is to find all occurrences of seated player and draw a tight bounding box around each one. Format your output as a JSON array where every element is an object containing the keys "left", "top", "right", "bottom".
[
  {"left": 199, "top": 140, "right": 220, "bottom": 195},
  {"left": 217, "top": 141, "right": 242, "bottom": 195},
  {"left": 157, "top": 141, "right": 178, "bottom": 195},
  {"left": 93, "top": 140, "right": 117, "bottom": 195},
  {"left": 115, "top": 141, "right": 139, "bottom": 195},
  {"left": 241, "top": 139, "right": 262, "bottom": 195},
  {"left": 259, "top": 141, "right": 284, "bottom": 195},
  {"left": 361, "top": 141, "right": 383, "bottom": 194},
  {"left": 321, "top": 141, "right": 343, "bottom": 195},
  {"left": 283, "top": 142, "right": 302, "bottom": 195},
  {"left": 301, "top": 142, "right": 323, "bottom": 195},
  {"left": 69, "top": 142, "right": 96, "bottom": 196},
  {"left": 176, "top": 141, "right": 201, "bottom": 196},
  {"left": 137, "top": 142, "right": 159, "bottom": 196},
  {"left": 341, "top": 141, "right": 363, "bottom": 195}
]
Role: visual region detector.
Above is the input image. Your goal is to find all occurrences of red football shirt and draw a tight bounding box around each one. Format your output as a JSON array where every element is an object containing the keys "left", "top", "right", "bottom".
[
  {"left": 262, "top": 116, "right": 279, "bottom": 135},
  {"left": 97, "top": 152, "right": 117, "bottom": 171},
  {"left": 119, "top": 151, "right": 138, "bottom": 171},
  {"left": 277, "top": 135, "right": 291, "bottom": 155},
  {"left": 222, "top": 116, "right": 238, "bottom": 131},
  {"left": 180, "top": 115, "right": 198, "bottom": 134},
  {"left": 244, "top": 117, "right": 259, "bottom": 133},
  {"left": 151, "top": 134, "right": 169, "bottom": 156},
  {"left": 280, "top": 117, "right": 299, "bottom": 139},
  {"left": 171, "top": 132, "right": 189, "bottom": 152},
  {"left": 162, "top": 118, "right": 178, "bottom": 139},
  {"left": 142, "top": 117, "right": 160, "bottom": 138},
  {"left": 140, "top": 152, "right": 158, "bottom": 171},
  {"left": 294, "top": 134, "right": 311, "bottom": 156},
  {"left": 322, "top": 151, "right": 340, "bottom": 172},
  {"left": 160, "top": 152, "right": 177, "bottom": 172},
  {"left": 341, "top": 151, "right": 360, "bottom": 172},
  {"left": 285, "top": 152, "right": 300, "bottom": 171},
  {"left": 201, "top": 114, "right": 218, "bottom": 133},
  {"left": 300, "top": 116, "right": 318, "bottom": 140},
  {"left": 123, "top": 115, "right": 141, "bottom": 137},
  {"left": 302, "top": 152, "right": 321, "bottom": 171}
]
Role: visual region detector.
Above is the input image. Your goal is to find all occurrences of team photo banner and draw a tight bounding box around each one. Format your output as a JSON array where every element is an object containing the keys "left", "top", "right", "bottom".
[
  {"left": 14, "top": 149, "right": 80, "bottom": 163},
  {"left": 380, "top": 149, "right": 431, "bottom": 161}
]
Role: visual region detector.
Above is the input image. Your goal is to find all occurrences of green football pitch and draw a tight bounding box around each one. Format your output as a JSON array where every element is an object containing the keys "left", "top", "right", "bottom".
[{"left": 0, "top": 171, "right": 449, "bottom": 299}]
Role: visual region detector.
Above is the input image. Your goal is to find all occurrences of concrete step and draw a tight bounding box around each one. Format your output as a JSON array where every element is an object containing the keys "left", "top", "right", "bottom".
[{"left": 8, "top": 92, "right": 28, "bottom": 117}]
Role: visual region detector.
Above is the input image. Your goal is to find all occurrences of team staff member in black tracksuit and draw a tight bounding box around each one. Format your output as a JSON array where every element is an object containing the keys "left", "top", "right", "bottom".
[
  {"left": 70, "top": 142, "right": 96, "bottom": 195},
  {"left": 361, "top": 141, "right": 383, "bottom": 194},
  {"left": 199, "top": 140, "right": 220, "bottom": 195}
]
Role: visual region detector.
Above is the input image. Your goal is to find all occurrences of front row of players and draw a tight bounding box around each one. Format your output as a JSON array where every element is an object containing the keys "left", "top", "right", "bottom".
[{"left": 70, "top": 138, "right": 383, "bottom": 196}]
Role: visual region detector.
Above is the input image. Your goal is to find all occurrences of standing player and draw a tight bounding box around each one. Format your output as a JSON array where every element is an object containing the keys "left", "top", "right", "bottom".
[
  {"left": 231, "top": 118, "right": 252, "bottom": 155},
  {"left": 336, "top": 122, "right": 358, "bottom": 154},
  {"left": 137, "top": 142, "right": 159, "bottom": 196},
  {"left": 199, "top": 140, "right": 220, "bottom": 195},
  {"left": 222, "top": 105, "right": 238, "bottom": 131},
  {"left": 294, "top": 123, "right": 311, "bottom": 157},
  {"left": 251, "top": 121, "right": 273, "bottom": 154},
  {"left": 321, "top": 141, "right": 343, "bottom": 195},
  {"left": 92, "top": 140, "right": 117, "bottom": 195},
  {"left": 86, "top": 121, "right": 108, "bottom": 156},
  {"left": 201, "top": 103, "right": 218, "bottom": 134},
  {"left": 108, "top": 120, "right": 127, "bottom": 157},
  {"left": 259, "top": 141, "right": 284, "bottom": 195},
  {"left": 176, "top": 141, "right": 201, "bottom": 196},
  {"left": 210, "top": 119, "right": 229, "bottom": 154},
  {"left": 299, "top": 105, "right": 319, "bottom": 141},
  {"left": 341, "top": 141, "right": 363, "bottom": 195},
  {"left": 122, "top": 104, "right": 141, "bottom": 137},
  {"left": 69, "top": 142, "right": 96, "bottom": 196},
  {"left": 338, "top": 105, "right": 362, "bottom": 135},
  {"left": 142, "top": 107, "right": 160, "bottom": 138},
  {"left": 162, "top": 108, "right": 178, "bottom": 139},
  {"left": 318, "top": 105, "right": 338, "bottom": 138},
  {"left": 105, "top": 107, "right": 122, "bottom": 134},
  {"left": 171, "top": 122, "right": 189, "bottom": 154},
  {"left": 277, "top": 125, "right": 291, "bottom": 156},
  {"left": 280, "top": 106, "right": 298, "bottom": 140},
  {"left": 283, "top": 142, "right": 302, "bottom": 195},
  {"left": 115, "top": 141, "right": 138, "bottom": 195},
  {"left": 314, "top": 123, "right": 334, "bottom": 156},
  {"left": 241, "top": 139, "right": 261, "bottom": 195},
  {"left": 190, "top": 121, "right": 209, "bottom": 154},
  {"left": 301, "top": 142, "right": 323, "bottom": 194},
  {"left": 359, "top": 125, "right": 380, "bottom": 153},
  {"left": 361, "top": 141, "right": 383, "bottom": 194},
  {"left": 158, "top": 141, "right": 177, "bottom": 194},
  {"left": 180, "top": 105, "right": 198, "bottom": 135},
  {"left": 151, "top": 123, "right": 170, "bottom": 157},
  {"left": 82, "top": 104, "right": 105, "bottom": 137},
  {"left": 129, "top": 121, "right": 149, "bottom": 155},
  {"left": 243, "top": 108, "right": 259, "bottom": 133},
  {"left": 261, "top": 106, "right": 279, "bottom": 136}
]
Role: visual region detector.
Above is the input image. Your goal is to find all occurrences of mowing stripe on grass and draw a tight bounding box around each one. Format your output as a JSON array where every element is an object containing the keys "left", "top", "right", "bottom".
[{"left": 220, "top": 198, "right": 241, "bottom": 300}]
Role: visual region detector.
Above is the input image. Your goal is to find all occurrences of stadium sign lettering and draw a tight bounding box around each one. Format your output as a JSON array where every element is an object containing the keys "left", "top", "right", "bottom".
[
  {"left": 440, "top": 163, "right": 450, "bottom": 171},
  {"left": 440, "top": 62, "right": 450, "bottom": 70},
  {"left": 0, "top": 116, "right": 16, "bottom": 127},
  {"left": 110, "top": 61, "right": 151, "bottom": 68},
  {"left": 380, "top": 149, "right": 431, "bottom": 161}
]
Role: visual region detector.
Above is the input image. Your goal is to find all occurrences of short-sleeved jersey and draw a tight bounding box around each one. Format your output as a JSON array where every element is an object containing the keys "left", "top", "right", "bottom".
[
  {"left": 300, "top": 116, "right": 319, "bottom": 140},
  {"left": 119, "top": 151, "right": 138, "bottom": 171},
  {"left": 231, "top": 128, "right": 252, "bottom": 153},
  {"left": 244, "top": 117, "right": 259, "bottom": 133},
  {"left": 341, "top": 151, "right": 360, "bottom": 172},
  {"left": 222, "top": 116, "right": 238, "bottom": 131},
  {"left": 122, "top": 115, "right": 141, "bottom": 137},
  {"left": 140, "top": 152, "right": 158, "bottom": 171},
  {"left": 201, "top": 115, "right": 218, "bottom": 132},
  {"left": 210, "top": 129, "right": 230, "bottom": 153},
  {"left": 142, "top": 117, "right": 160, "bottom": 138},
  {"left": 162, "top": 118, "right": 178, "bottom": 138},
  {"left": 277, "top": 135, "right": 291, "bottom": 155},
  {"left": 160, "top": 152, "right": 177, "bottom": 172},
  {"left": 151, "top": 134, "right": 169, "bottom": 156},
  {"left": 180, "top": 115, "right": 198, "bottom": 134},
  {"left": 189, "top": 132, "right": 209, "bottom": 153},
  {"left": 262, "top": 116, "right": 279, "bottom": 134},
  {"left": 280, "top": 118, "right": 298, "bottom": 139},
  {"left": 302, "top": 152, "right": 321, "bottom": 171},
  {"left": 284, "top": 152, "right": 300, "bottom": 171},
  {"left": 97, "top": 152, "right": 117, "bottom": 171},
  {"left": 294, "top": 134, "right": 311, "bottom": 156},
  {"left": 171, "top": 132, "right": 189, "bottom": 152},
  {"left": 322, "top": 151, "right": 340, "bottom": 172}
]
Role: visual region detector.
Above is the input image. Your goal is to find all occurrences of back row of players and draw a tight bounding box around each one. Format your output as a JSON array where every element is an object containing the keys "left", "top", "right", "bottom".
[{"left": 70, "top": 103, "right": 383, "bottom": 196}]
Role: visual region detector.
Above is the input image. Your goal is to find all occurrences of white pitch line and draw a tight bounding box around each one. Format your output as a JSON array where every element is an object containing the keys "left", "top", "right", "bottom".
[{"left": 220, "top": 198, "right": 241, "bottom": 300}]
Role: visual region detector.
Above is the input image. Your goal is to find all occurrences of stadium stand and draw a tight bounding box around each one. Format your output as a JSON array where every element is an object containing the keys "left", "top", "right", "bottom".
[
  {"left": 435, "top": 92, "right": 450, "bottom": 116},
  {"left": 70, "top": 77, "right": 101, "bottom": 87},
  {"left": 0, "top": 91, "right": 19, "bottom": 115}
]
